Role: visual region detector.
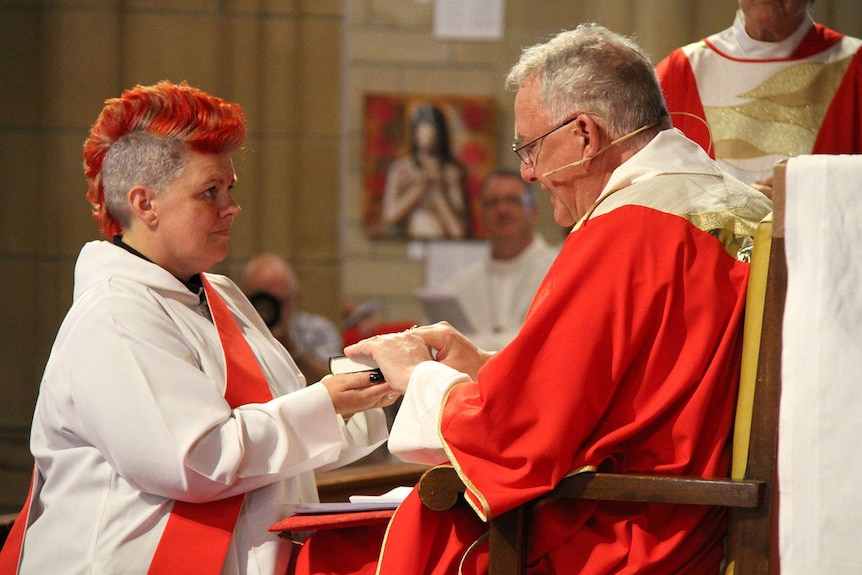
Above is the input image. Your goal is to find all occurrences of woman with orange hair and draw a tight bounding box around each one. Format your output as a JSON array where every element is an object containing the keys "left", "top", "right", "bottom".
[{"left": 0, "top": 81, "right": 395, "bottom": 575}]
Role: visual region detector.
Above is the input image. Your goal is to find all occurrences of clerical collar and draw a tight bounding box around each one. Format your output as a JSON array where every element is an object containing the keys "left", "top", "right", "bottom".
[
  {"left": 112, "top": 236, "right": 204, "bottom": 296},
  {"left": 732, "top": 9, "right": 814, "bottom": 59}
]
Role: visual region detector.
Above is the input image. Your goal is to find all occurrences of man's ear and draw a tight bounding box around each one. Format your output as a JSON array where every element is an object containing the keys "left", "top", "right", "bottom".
[
  {"left": 576, "top": 115, "right": 604, "bottom": 158},
  {"left": 127, "top": 185, "right": 159, "bottom": 228}
]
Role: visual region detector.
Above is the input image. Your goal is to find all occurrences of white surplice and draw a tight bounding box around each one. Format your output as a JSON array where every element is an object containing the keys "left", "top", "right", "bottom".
[{"left": 20, "top": 241, "right": 388, "bottom": 574}]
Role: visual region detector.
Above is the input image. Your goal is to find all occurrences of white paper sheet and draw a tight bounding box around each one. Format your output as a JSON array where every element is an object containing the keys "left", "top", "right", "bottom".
[{"left": 433, "top": 0, "right": 505, "bottom": 41}]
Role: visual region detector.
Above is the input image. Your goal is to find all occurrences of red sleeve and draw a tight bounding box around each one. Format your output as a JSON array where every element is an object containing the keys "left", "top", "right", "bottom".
[
  {"left": 440, "top": 206, "right": 748, "bottom": 519},
  {"left": 813, "top": 46, "right": 862, "bottom": 155},
  {"left": 656, "top": 49, "right": 714, "bottom": 157}
]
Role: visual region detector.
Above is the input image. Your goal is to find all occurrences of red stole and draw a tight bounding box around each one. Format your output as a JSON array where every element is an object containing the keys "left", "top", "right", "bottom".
[
  {"left": 0, "top": 470, "right": 36, "bottom": 574},
  {"left": 148, "top": 275, "right": 273, "bottom": 573}
]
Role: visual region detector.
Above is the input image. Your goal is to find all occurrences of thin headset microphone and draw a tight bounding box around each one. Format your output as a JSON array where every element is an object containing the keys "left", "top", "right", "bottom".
[{"left": 542, "top": 122, "right": 658, "bottom": 178}]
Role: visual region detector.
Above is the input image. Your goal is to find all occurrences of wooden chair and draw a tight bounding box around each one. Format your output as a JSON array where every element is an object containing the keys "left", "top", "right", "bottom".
[{"left": 418, "top": 162, "right": 788, "bottom": 575}]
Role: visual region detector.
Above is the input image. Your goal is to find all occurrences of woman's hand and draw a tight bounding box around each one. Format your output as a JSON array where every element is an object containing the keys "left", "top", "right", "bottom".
[{"left": 321, "top": 372, "right": 400, "bottom": 418}]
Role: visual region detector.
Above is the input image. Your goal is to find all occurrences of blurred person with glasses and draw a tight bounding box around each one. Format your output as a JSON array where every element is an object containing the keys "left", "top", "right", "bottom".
[{"left": 439, "top": 168, "right": 558, "bottom": 350}]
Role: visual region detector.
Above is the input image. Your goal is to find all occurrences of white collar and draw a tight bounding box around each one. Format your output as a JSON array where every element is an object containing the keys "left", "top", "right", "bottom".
[
  {"left": 716, "top": 9, "right": 814, "bottom": 59},
  {"left": 570, "top": 130, "right": 724, "bottom": 231},
  {"left": 597, "top": 129, "right": 721, "bottom": 202},
  {"left": 75, "top": 240, "right": 200, "bottom": 307}
]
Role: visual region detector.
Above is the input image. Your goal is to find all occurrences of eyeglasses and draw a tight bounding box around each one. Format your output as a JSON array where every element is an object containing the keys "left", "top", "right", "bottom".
[{"left": 512, "top": 115, "right": 579, "bottom": 166}]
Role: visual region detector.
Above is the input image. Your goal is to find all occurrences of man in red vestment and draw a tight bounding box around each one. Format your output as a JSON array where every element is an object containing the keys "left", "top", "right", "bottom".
[
  {"left": 656, "top": 0, "right": 862, "bottom": 197},
  {"left": 295, "top": 23, "right": 772, "bottom": 575}
]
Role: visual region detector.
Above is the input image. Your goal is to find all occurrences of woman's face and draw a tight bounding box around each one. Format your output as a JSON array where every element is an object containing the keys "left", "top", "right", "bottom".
[{"left": 149, "top": 149, "right": 240, "bottom": 279}]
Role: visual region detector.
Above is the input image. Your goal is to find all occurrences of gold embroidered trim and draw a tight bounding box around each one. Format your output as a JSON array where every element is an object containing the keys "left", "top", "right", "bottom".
[{"left": 437, "top": 382, "right": 492, "bottom": 521}]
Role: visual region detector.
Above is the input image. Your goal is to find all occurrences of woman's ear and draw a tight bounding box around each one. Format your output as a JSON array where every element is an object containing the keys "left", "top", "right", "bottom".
[{"left": 127, "top": 185, "right": 159, "bottom": 228}]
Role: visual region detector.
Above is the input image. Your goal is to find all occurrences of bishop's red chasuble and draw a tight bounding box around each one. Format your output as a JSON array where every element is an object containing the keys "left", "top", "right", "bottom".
[
  {"left": 293, "top": 129, "right": 771, "bottom": 574},
  {"left": 374, "top": 205, "right": 748, "bottom": 575},
  {"left": 296, "top": 191, "right": 764, "bottom": 574}
]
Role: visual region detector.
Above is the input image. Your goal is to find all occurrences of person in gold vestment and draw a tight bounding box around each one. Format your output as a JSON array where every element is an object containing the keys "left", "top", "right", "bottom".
[{"left": 657, "top": 0, "right": 862, "bottom": 197}]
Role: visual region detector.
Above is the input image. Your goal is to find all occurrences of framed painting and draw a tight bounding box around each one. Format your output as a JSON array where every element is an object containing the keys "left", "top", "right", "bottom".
[{"left": 362, "top": 93, "right": 498, "bottom": 240}]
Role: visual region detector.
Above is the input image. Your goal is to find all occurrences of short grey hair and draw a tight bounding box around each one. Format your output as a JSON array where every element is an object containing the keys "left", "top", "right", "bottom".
[
  {"left": 99, "top": 131, "right": 186, "bottom": 231},
  {"left": 506, "top": 23, "right": 669, "bottom": 145}
]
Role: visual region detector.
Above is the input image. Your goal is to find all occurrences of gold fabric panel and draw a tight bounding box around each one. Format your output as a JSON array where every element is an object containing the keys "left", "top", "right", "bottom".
[
  {"left": 705, "top": 55, "right": 854, "bottom": 162},
  {"left": 682, "top": 197, "right": 767, "bottom": 261}
]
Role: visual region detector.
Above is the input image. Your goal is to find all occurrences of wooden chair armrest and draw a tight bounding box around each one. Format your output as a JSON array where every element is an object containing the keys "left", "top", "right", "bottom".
[
  {"left": 418, "top": 465, "right": 464, "bottom": 511},
  {"left": 554, "top": 472, "right": 765, "bottom": 508},
  {"left": 418, "top": 465, "right": 765, "bottom": 511}
]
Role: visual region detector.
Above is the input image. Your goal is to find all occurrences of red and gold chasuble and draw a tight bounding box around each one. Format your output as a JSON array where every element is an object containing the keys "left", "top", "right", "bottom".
[
  {"left": 372, "top": 206, "right": 749, "bottom": 575},
  {"left": 657, "top": 23, "right": 862, "bottom": 183},
  {"left": 293, "top": 202, "right": 754, "bottom": 575}
]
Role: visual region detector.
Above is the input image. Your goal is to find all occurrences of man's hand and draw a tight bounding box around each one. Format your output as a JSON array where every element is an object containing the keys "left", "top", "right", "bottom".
[
  {"left": 321, "top": 372, "right": 400, "bottom": 418},
  {"left": 345, "top": 322, "right": 491, "bottom": 390},
  {"left": 345, "top": 329, "right": 434, "bottom": 393},
  {"left": 410, "top": 322, "right": 491, "bottom": 380}
]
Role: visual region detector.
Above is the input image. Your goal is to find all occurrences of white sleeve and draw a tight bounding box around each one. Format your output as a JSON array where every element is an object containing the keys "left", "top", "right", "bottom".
[
  {"left": 387, "top": 360, "right": 471, "bottom": 465},
  {"left": 61, "top": 291, "right": 382, "bottom": 503},
  {"left": 315, "top": 407, "right": 390, "bottom": 473}
]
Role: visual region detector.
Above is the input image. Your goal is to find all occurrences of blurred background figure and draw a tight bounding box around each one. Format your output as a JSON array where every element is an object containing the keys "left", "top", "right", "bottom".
[
  {"left": 657, "top": 0, "right": 862, "bottom": 197},
  {"left": 241, "top": 254, "right": 343, "bottom": 383},
  {"left": 438, "top": 168, "right": 558, "bottom": 350},
  {"left": 381, "top": 103, "right": 470, "bottom": 239}
]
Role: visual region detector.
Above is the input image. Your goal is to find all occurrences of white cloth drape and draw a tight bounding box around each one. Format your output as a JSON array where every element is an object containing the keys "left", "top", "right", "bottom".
[{"left": 779, "top": 155, "right": 862, "bottom": 574}]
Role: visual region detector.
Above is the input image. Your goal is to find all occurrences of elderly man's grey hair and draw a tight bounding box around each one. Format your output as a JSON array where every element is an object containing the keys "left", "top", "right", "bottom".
[{"left": 506, "top": 23, "right": 669, "bottom": 146}]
